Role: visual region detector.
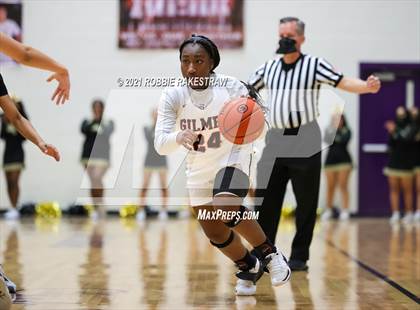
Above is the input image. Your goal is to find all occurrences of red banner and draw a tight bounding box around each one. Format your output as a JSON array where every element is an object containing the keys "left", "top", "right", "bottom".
[{"left": 119, "top": 0, "right": 244, "bottom": 49}]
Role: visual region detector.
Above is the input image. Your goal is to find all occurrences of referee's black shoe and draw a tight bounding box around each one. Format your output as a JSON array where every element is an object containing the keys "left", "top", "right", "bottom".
[{"left": 288, "top": 259, "right": 308, "bottom": 271}]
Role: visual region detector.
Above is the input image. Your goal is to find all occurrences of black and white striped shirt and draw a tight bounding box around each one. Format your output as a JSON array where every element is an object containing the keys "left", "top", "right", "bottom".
[{"left": 249, "top": 54, "right": 343, "bottom": 129}]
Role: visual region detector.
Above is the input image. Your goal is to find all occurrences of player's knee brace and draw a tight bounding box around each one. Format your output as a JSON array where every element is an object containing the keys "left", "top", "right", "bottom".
[
  {"left": 213, "top": 167, "right": 250, "bottom": 199},
  {"left": 224, "top": 205, "right": 247, "bottom": 228},
  {"left": 210, "top": 230, "right": 235, "bottom": 248}
]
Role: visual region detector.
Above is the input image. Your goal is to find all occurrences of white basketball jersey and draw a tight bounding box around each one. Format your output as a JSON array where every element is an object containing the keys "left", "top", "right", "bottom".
[{"left": 155, "top": 74, "right": 254, "bottom": 186}]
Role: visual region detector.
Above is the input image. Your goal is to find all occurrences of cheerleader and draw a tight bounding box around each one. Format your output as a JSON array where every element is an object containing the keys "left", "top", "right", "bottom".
[
  {"left": 81, "top": 99, "right": 114, "bottom": 220},
  {"left": 138, "top": 108, "right": 168, "bottom": 221},
  {"left": 322, "top": 113, "right": 353, "bottom": 221},
  {"left": 384, "top": 106, "right": 416, "bottom": 224},
  {"left": 408, "top": 107, "right": 420, "bottom": 221}
]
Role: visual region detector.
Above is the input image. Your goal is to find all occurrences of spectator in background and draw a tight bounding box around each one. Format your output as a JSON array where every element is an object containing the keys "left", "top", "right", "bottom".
[
  {"left": 321, "top": 113, "right": 353, "bottom": 221},
  {"left": 0, "top": 97, "right": 27, "bottom": 220},
  {"left": 408, "top": 106, "right": 420, "bottom": 222},
  {"left": 384, "top": 106, "right": 416, "bottom": 224},
  {"left": 0, "top": 4, "right": 21, "bottom": 66},
  {"left": 137, "top": 108, "right": 168, "bottom": 221},
  {"left": 81, "top": 99, "right": 114, "bottom": 220}
]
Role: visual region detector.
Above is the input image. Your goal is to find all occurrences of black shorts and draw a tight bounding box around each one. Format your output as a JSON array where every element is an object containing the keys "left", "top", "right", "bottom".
[{"left": 213, "top": 166, "right": 250, "bottom": 198}]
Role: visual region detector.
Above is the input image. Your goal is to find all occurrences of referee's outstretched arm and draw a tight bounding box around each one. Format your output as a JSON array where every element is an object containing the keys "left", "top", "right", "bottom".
[{"left": 337, "top": 75, "right": 381, "bottom": 94}]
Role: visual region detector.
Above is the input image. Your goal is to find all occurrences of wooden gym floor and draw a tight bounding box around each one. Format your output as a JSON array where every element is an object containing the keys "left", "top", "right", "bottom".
[{"left": 0, "top": 217, "right": 419, "bottom": 309}]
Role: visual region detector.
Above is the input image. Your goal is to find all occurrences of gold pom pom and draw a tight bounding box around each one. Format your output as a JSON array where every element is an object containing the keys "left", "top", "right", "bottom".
[
  {"left": 119, "top": 203, "right": 138, "bottom": 218},
  {"left": 35, "top": 202, "right": 62, "bottom": 218},
  {"left": 281, "top": 203, "right": 294, "bottom": 219}
]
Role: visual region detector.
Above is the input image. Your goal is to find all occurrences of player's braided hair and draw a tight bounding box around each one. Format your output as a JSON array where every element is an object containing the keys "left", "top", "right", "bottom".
[
  {"left": 240, "top": 81, "right": 271, "bottom": 130},
  {"left": 179, "top": 34, "right": 220, "bottom": 73}
]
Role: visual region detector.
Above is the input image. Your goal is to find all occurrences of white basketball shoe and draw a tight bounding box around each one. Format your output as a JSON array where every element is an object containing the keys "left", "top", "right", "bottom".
[
  {"left": 0, "top": 265, "right": 16, "bottom": 294},
  {"left": 265, "top": 251, "right": 291, "bottom": 286},
  {"left": 235, "top": 259, "right": 264, "bottom": 296},
  {"left": 0, "top": 276, "right": 12, "bottom": 310}
]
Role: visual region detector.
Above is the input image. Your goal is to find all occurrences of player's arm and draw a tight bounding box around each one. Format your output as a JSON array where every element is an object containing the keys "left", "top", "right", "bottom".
[
  {"left": 0, "top": 32, "right": 67, "bottom": 75},
  {"left": 0, "top": 33, "right": 70, "bottom": 105},
  {"left": 155, "top": 90, "right": 195, "bottom": 154},
  {"left": 337, "top": 75, "right": 381, "bottom": 94},
  {"left": 0, "top": 95, "right": 60, "bottom": 161}
]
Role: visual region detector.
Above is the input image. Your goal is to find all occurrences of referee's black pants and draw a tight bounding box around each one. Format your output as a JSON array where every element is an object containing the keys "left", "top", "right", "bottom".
[{"left": 255, "top": 122, "right": 322, "bottom": 262}]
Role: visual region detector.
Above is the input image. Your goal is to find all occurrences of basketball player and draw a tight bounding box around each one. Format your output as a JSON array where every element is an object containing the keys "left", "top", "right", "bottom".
[
  {"left": 0, "top": 270, "right": 11, "bottom": 310},
  {"left": 0, "top": 32, "right": 70, "bottom": 296},
  {"left": 1, "top": 98, "right": 29, "bottom": 220},
  {"left": 155, "top": 34, "right": 291, "bottom": 296}
]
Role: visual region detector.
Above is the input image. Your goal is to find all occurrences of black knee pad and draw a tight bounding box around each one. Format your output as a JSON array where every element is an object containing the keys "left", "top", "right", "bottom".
[
  {"left": 210, "top": 230, "right": 235, "bottom": 248},
  {"left": 223, "top": 205, "right": 247, "bottom": 228},
  {"left": 213, "top": 167, "right": 250, "bottom": 199}
]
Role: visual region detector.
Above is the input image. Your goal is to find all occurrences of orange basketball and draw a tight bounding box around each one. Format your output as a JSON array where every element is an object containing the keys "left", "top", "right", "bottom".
[{"left": 218, "top": 97, "right": 265, "bottom": 145}]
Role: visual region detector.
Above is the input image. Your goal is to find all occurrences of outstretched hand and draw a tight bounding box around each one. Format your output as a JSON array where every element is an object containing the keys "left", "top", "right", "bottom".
[
  {"left": 38, "top": 142, "right": 60, "bottom": 161},
  {"left": 47, "top": 71, "right": 70, "bottom": 105}
]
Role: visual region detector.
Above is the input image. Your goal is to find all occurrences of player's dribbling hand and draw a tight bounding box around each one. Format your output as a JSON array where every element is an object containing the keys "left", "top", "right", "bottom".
[
  {"left": 176, "top": 129, "right": 198, "bottom": 151},
  {"left": 366, "top": 75, "right": 381, "bottom": 94},
  {"left": 38, "top": 142, "right": 61, "bottom": 161},
  {"left": 47, "top": 70, "right": 70, "bottom": 105}
]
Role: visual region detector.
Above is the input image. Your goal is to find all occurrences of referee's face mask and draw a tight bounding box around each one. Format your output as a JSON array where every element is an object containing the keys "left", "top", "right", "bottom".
[{"left": 276, "top": 37, "right": 297, "bottom": 54}]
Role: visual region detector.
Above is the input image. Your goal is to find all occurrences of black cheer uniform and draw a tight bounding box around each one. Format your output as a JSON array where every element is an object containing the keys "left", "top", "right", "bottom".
[
  {"left": 411, "top": 118, "right": 420, "bottom": 171},
  {"left": 143, "top": 125, "right": 167, "bottom": 171},
  {"left": 1, "top": 117, "right": 26, "bottom": 171},
  {"left": 324, "top": 125, "right": 352, "bottom": 171},
  {"left": 81, "top": 118, "right": 114, "bottom": 167},
  {"left": 384, "top": 119, "right": 417, "bottom": 177}
]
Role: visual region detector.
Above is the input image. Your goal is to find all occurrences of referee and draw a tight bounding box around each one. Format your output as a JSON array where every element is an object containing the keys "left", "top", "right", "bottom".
[{"left": 249, "top": 17, "right": 380, "bottom": 271}]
